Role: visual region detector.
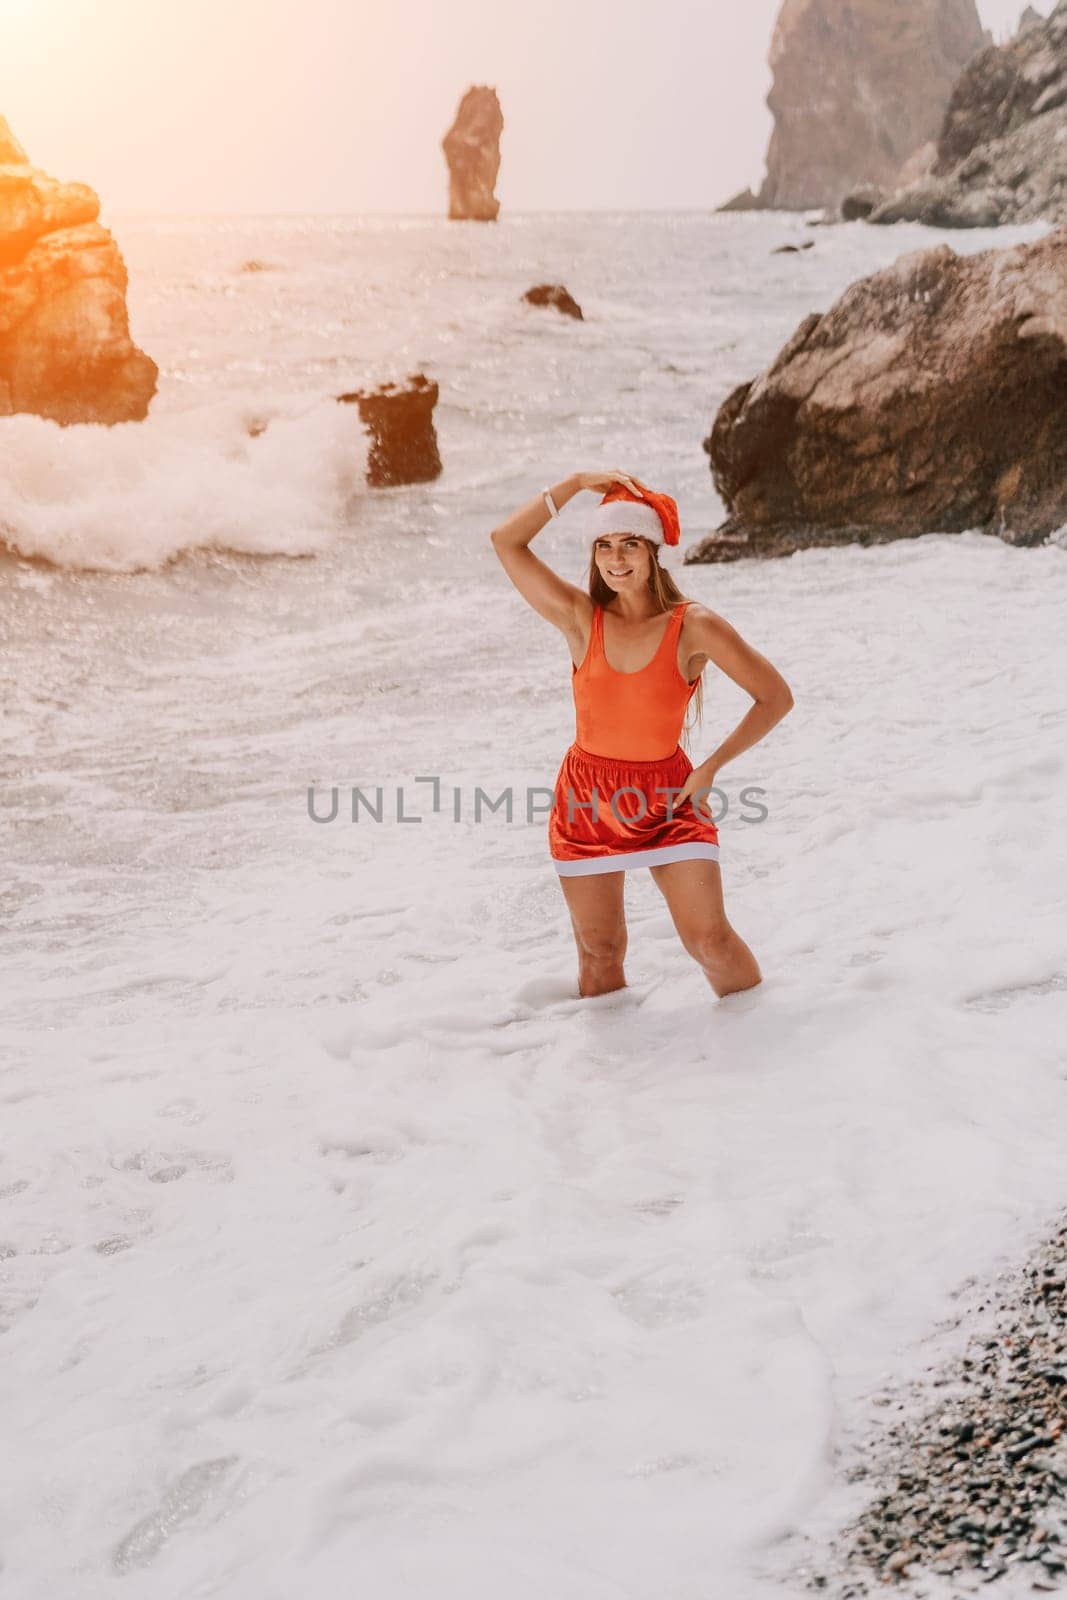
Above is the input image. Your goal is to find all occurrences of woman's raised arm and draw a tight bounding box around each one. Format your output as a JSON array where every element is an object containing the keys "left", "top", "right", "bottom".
[{"left": 490, "top": 468, "right": 644, "bottom": 630}]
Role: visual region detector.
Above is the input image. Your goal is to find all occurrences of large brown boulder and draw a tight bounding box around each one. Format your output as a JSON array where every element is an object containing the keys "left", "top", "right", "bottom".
[
  {"left": 720, "top": 0, "right": 986, "bottom": 213},
  {"left": 442, "top": 87, "right": 503, "bottom": 221},
  {"left": 870, "top": 0, "right": 1067, "bottom": 226},
  {"left": 686, "top": 229, "right": 1067, "bottom": 564},
  {"left": 0, "top": 125, "right": 157, "bottom": 423}
]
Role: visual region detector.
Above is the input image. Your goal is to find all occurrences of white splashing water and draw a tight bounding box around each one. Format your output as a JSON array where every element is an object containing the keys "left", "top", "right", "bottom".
[{"left": 0, "top": 397, "right": 366, "bottom": 572}]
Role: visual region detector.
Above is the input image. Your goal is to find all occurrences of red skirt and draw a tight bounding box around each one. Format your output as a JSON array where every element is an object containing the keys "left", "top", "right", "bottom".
[{"left": 548, "top": 741, "right": 721, "bottom": 876}]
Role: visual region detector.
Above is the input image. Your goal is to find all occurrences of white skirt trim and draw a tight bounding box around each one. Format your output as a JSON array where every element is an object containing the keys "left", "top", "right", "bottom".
[{"left": 552, "top": 842, "right": 720, "bottom": 876}]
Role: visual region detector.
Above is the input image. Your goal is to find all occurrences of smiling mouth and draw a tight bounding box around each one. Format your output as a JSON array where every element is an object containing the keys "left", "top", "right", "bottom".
[{"left": 607, "top": 567, "right": 633, "bottom": 577}]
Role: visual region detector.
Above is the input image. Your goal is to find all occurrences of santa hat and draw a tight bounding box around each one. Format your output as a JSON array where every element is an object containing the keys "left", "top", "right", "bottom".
[{"left": 588, "top": 484, "right": 681, "bottom": 547}]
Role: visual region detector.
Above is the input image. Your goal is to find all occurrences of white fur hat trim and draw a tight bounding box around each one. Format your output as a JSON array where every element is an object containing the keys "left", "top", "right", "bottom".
[{"left": 587, "top": 500, "right": 664, "bottom": 541}]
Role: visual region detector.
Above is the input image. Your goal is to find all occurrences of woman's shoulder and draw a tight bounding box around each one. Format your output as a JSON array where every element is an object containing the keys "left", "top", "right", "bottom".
[
  {"left": 677, "top": 600, "right": 734, "bottom": 642},
  {"left": 679, "top": 599, "right": 726, "bottom": 623}
]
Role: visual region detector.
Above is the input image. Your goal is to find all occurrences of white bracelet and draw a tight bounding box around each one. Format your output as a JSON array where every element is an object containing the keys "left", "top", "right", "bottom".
[{"left": 542, "top": 487, "right": 559, "bottom": 519}]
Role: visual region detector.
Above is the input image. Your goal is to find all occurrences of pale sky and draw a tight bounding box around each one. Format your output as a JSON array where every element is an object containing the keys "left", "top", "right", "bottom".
[{"left": 1, "top": 0, "right": 1049, "bottom": 214}]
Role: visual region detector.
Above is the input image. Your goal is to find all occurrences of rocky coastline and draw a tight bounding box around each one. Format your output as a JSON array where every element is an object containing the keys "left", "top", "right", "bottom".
[
  {"left": 810, "top": 1216, "right": 1067, "bottom": 1596},
  {"left": 864, "top": 0, "right": 1067, "bottom": 227},
  {"left": 720, "top": 0, "right": 986, "bottom": 214}
]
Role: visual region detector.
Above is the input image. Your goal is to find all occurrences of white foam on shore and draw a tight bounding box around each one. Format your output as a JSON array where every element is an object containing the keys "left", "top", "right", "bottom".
[{"left": 3, "top": 527, "right": 1067, "bottom": 1600}]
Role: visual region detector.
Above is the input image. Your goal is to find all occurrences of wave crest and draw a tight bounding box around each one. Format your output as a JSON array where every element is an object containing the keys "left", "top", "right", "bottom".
[{"left": 0, "top": 395, "right": 368, "bottom": 572}]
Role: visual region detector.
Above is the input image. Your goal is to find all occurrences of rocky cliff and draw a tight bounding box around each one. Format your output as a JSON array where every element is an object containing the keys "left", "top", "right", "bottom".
[
  {"left": 687, "top": 229, "right": 1067, "bottom": 562},
  {"left": 721, "top": 0, "right": 986, "bottom": 212},
  {"left": 869, "top": 0, "right": 1067, "bottom": 225},
  {"left": 0, "top": 119, "right": 157, "bottom": 423},
  {"left": 442, "top": 87, "right": 503, "bottom": 222}
]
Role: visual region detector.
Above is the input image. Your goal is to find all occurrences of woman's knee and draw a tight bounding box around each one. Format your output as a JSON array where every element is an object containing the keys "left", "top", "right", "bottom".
[
  {"left": 682, "top": 922, "right": 733, "bottom": 969},
  {"left": 577, "top": 929, "right": 627, "bottom": 967}
]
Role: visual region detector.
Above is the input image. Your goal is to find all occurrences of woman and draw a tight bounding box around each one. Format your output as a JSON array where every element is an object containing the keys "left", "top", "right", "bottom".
[{"left": 491, "top": 468, "right": 794, "bottom": 1002}]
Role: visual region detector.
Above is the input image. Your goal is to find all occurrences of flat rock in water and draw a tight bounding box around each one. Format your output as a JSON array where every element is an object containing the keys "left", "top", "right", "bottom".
[{"left": 521, "top": 283, "right": 583, "bottom": 319}]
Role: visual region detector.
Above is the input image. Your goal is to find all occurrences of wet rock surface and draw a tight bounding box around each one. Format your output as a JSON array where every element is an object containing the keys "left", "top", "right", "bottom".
[{"left": 687, "top": 228, "right": 1067, "bottom": 563}]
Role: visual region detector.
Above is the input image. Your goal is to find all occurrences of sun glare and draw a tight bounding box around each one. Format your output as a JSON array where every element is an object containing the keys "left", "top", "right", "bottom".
[{"left": 1, "top": 0, "right": 40, "bottom": 35}]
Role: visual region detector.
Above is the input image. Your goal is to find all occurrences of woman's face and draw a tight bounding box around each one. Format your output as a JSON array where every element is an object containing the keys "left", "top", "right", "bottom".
[{"left": 592, "top": 532, "right": 653, "bottom": 590}]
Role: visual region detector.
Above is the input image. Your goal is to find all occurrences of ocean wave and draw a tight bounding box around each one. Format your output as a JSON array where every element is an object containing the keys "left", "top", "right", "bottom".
[{"left": 0, "top": 396, "right": 368, "bottom": 573}]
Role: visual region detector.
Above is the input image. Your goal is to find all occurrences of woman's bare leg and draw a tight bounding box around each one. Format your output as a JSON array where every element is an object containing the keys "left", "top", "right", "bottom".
[
  {"left": 649, "top": 858, "right": 762, "bottom": 999},
  {"left": 558, "top": 870, "right": 628, "bottom": 997}
]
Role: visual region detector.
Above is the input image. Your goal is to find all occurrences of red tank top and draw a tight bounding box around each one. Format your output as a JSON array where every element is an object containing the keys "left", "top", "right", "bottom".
[{"left": 571, "top": 600, "right": 698, "bottom": 760}]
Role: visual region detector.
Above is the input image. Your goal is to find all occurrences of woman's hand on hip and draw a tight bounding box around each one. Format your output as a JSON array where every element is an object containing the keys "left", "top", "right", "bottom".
[{"left": 676, "top": 760, "right": 719, "bottom": 820}]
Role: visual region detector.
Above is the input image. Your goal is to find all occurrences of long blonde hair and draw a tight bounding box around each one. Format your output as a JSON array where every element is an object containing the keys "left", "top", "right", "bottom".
[{"left": 586, "top": 537, "right": 704, "bottom": 744}]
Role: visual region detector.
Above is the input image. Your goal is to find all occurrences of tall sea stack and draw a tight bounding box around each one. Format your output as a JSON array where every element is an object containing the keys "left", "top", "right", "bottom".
[
  {"left": 0, "top": 116, "right": 157, "bottom": 424},
  {"left": 442, "top": 87, "right": 503, "bottom": 221},
  {"left": 721, "top": 0, "right": 987, "bottom": 212}
]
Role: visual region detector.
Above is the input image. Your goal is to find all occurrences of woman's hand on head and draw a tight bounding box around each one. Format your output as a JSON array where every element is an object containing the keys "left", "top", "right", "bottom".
[{"left": 576, "top": 468, "right": 649, "bottom": 497}]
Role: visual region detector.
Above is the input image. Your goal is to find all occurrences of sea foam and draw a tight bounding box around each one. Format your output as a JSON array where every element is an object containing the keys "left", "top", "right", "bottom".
[{"left": 0, "top": 395, "right": 367, "bottom": 573}]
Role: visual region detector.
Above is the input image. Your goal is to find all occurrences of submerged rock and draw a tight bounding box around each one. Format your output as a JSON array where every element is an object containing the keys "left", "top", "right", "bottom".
[
  {"left": 719, "top": 0, "right": 986, "bottom": 213},
  {"left": 0, "top": 121, "right": 157, "bottom": 423},
  {"left": 337, "top": 373, "right": 442, "bottom": 488},
  {"left": 687, "top": 229, "right": 1067, "bottom": 563},
  {"left": 442, "top": 87, "right": 503, "bottom": 222},
  {"left": 871, "top": 0, "right": 1067, "bottom": 226},
  {"left": 521, "top": 283, "right": 583, "bottom": 319}
]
